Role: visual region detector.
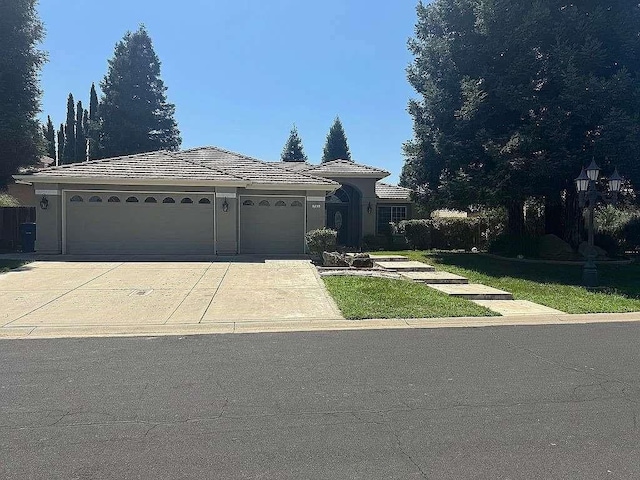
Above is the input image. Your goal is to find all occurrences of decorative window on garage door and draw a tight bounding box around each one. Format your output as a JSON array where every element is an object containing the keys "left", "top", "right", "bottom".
[
  {"left": 89, "top": 196, "right": 102, "bottom": 203},
  {"left": 181, "top": 197, "right": 194, "bottom": 204},
  {"left": 126, "top": 196, "right": 139, "bottom": 203},
  {"left": 70, "top": 195, "right": 83, "bottom": 202},
  {"left": 198, "top": 198, "right": 211, "bottom": 204},
  {"left": 144, "top": 197, "right": 157, "bottom": 203},
  {"left": 259, "top": 200, "right": 270, "bottom": 207},
  {"left": 108, "top": 196, "right": 120, "bottom": 203},
  {"left": 243, "top": 200, "right": 254, "bottom": 206},
  {"left": 162, "top": 197, "right": 175, "bottom": 204},
  {"left": 291, "top": 200, "right": 303, "bottom": 207}
]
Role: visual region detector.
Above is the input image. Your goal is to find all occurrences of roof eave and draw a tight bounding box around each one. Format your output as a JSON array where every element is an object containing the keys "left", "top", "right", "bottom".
[
  {"left": 14, "top": 175, "right": 250, "bottom": 188},
  {"left": 315, "top": 172, "right": 390, "bottom": 180},
  {"left": 248, "top": 182, "right": 338, "bottom": 191}
]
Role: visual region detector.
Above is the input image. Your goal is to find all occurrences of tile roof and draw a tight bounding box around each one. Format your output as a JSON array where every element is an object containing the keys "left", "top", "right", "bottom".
[
  {"left": 17, "top": 147, "right": 339, "bottom": 188},
  {"left": 24, "top": 151, "right": 244, "bottom": 182},
  {"left": 275, "top": 161, "right": 314, "bottom": 172},
  {"left": 375, "top": 182, "right": 412, "bottom": 200},
  {"left": 302, "top": 159, "right": 390, "bottom": 178},
  {"left": 179, "top": 147, "right": 337, "bottom": 186}
]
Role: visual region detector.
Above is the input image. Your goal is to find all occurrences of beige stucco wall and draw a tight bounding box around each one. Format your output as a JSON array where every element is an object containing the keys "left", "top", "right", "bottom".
[{"left": 31, "top": 183, "right": 62, "bottom": 253}]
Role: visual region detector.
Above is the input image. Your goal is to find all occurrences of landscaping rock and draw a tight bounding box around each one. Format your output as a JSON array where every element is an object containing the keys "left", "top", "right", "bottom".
[
  {"left": 578, "top": 241, "right": 608, "bottom": 259},
  {"left": 322, "top": 251, "right": 349, "bottom": 267},
  {"left": 349, "top": 255, "right": 374, "bottom": 268},
  {"left": 538, "top": 234, "right": 575, "bottom": 260}
]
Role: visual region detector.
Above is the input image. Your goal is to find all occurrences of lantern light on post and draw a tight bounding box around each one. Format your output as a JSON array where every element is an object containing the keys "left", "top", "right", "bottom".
[
  {"left": 575, "top": 168, "right": 589, "bottom": 193},
  {"left": 586, "top": 159, "right": 600, "bottom": 181},
  {"left": 608, "top": 168, "right": 623, "bottom": 193},
  {"left": 39, "top": 196, "right": 49, "bottom": 210}
]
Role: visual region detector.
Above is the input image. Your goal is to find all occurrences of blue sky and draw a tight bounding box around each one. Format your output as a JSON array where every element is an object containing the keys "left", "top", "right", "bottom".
[{"left": 37, "top": 0, "right": 419, "bottom": 183}]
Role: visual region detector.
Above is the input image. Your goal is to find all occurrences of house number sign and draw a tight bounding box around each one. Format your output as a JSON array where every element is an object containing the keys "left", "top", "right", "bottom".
[{"left": 312, "top": 204, "right": 322, "bottom": 209}]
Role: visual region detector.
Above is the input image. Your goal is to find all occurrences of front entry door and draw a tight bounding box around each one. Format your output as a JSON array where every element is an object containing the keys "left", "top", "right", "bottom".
[{"left": 326, "top": 204, "right": 349, "bottom": 246}]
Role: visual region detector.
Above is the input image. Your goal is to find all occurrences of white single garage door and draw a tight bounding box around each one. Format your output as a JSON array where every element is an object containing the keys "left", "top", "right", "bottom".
[
  {"left": 239, "top": 195, "right": 305, "bottom": 254},
  {"left": 64, "top": 192, "right": 215, "bottom": 255}
]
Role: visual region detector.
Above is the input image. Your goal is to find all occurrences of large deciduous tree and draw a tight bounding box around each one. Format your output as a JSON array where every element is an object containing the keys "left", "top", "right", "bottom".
[
  {"left": 281, "top": 125, "right": 308, "bottom": 162},
  {"left": 0, "top": 0, "right": 46, "bottom": 184},
  {"left": 402, "top": 0, "right": 640, "bottom": 241},
  {"left": 99, "top": 26, "right": 181, "bottom": 158},
  {"left": 322, "top": 117, "right": 351, "bottom": 163}
]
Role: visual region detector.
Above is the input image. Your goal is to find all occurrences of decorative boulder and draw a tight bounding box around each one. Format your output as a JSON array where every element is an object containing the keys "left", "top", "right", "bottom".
[
  {"left": 348, "top": 253, "right": 373, "bottom": 269},
  {"left": 578, "top": 241, "right": 608, "bottom": 259},
  {"left": 538, "top": 234, "right": 576, "bottom": 260},
  {"left": 322, "top": 251, "right": 349, "bottom": 267}
]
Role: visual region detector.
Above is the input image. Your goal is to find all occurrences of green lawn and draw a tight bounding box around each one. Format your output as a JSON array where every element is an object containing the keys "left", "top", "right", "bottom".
[
  {"left": 323, "top": 275, "right": 496, "bottom": 320},
  {"left": 376, "top": 251, "right": 640, "bottom": 314},
  {"left": 0, "top": 260, "right": 27, "bottom": 274}
]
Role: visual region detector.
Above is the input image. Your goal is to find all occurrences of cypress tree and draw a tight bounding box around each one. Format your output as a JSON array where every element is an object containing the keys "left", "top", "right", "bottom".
[
  {"left": 0, "top": 0, "right": 46, "bottom": 184},
  {"left": 99, "top": 26, "right": 181, "bottom": 158},
  {"left": 56, "top": 124, "right": 65, "bottom": 166},
  {"left": 88, "top": 83, "right": 100, "bottom": 160},
  {"left": 321, "top": 117, "right": 351, "bottom": 163},
  {"left": 43, "top": 116, "right": 56, "bottom": 160},
  {"left": 62, "top": 94, "right": 75, "bottom": 164},
  {"left": 280, "top": 125, "right": 308, "bottom": 162},
  {"left": 75, "top": 100, "right": 86, "bottom": 162}
]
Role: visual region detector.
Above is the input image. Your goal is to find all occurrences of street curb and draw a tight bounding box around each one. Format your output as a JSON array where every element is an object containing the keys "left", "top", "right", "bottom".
[{"left": 2, "top": 312, "right": 640, "bottom": 340}]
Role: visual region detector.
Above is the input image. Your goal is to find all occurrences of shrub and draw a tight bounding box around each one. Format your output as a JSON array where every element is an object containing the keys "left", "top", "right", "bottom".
[
  {"left": 594, "top": 232, "right": 623, "bottom": 257},
  {"left": 623, "top": 217, "right": 640, "bottom": 251},
  {"left": 595, "top": 205, "right": 636, "bottom": 235},
  {"left": 0, "top": 193, "right": 20, "bottom": 207},
  {"left": 362, "top": 234, "right": 390, "bottom": 251},
  {"left": 398, "top": 219, "right": 431, "bottom": 249},
  {"left": 305, "top": 228, "right": 337, "bottom": 256},
  {"left": 488, "top": 234, "right": 542, "bottom": 258}
]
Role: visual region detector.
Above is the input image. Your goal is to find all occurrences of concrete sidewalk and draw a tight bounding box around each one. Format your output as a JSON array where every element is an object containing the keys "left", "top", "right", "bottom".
[{"left": 2, "top": 312, "right": 640, "bottom": 340}]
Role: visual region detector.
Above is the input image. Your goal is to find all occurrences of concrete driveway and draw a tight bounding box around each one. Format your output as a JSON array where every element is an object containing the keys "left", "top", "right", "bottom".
[{"left": 0, "top": 259, "right": 343, "bottom": 337}]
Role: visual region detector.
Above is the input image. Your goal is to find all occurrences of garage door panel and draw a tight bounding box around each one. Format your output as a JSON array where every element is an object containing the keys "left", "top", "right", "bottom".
[
  {"left": 240, "top": 196, "right": 304, "bottom": 254},
  {"left": 65, "top": 193, "right": 214, "bottom": 255}
]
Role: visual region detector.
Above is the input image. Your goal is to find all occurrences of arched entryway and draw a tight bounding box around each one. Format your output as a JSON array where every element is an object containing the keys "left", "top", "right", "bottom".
[{"left": 326, "top": 184, "right": 361, "bottom": 247}]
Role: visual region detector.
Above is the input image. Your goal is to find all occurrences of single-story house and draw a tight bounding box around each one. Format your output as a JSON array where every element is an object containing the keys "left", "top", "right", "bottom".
[{"left": 13, "top": 146, "right": 413, "bottom": 255}]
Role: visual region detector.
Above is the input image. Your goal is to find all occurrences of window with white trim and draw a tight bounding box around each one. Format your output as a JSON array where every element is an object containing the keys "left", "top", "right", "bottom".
[{"left": 376, "top": 206, "right": 407, "bottom": 234}]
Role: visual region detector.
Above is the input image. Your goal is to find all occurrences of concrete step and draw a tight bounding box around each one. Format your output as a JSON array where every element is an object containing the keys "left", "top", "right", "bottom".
[
  {"left": 472, "top": 300, "right": 564, "bottom": 316},
  {"left": 367, "top": 254, "right": 409, "bottom": 262},
  {"left": 427, "top": 283, "right": 513, "bottom": 300},
  {"left": 401, "top": 271, "right": 469, "bottom": 284},
  {"left": 374, "top": 260, "right": 435, "bottom": 272}
]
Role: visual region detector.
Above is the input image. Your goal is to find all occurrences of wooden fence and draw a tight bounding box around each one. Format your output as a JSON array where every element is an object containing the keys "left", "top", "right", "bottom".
[{"left": 0, "top": 207, "right": 36, "bottom": 250}]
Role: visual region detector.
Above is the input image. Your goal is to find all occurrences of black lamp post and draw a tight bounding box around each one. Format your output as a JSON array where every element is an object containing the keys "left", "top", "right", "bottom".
[{"left": 574, "top": 161, "right": 623, "bottom": 287}]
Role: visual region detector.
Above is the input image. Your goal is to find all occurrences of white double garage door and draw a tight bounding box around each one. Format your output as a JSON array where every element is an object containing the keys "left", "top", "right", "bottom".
[{"left": 64, "top": 191, "right": 306, "bottom": 255}]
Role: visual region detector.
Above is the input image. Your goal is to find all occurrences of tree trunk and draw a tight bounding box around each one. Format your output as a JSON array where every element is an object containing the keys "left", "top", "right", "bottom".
[
  {"left": 544, "top": 192, "right": 564, "bottom": 236},
  {"left": 507, "top": 200, "right": 525, "bottom": 236},
  {"left": 563, "top": 189, "right": 582, "bottom": 247}
]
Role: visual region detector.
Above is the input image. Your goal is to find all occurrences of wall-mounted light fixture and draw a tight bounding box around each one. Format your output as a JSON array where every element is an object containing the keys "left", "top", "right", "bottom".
[
  {"left": 222, "top": 198, "right": 229, "bottom": 212},
  {"left": 39, "top": 196, "right": 49, "bottom": 210},
  {"left": 367, "top": 202, "right": 373, "bottom": 214}
]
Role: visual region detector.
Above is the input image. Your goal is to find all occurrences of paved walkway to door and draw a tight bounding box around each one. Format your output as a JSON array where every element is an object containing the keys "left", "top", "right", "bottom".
[{"left": 0, "top": 259, "right": 344, "bottom": 337}]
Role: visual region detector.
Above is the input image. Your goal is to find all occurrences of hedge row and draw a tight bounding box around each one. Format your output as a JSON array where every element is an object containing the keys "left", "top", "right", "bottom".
[{"left": 398, "top": 215, "right": 504, "bottom": 251}]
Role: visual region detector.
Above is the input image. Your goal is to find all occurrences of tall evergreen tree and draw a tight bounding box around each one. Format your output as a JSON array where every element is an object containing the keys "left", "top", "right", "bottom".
[
  {"left": 56, "top": 124, "right": 65, "bottom": 166},
  {"left": 0, "top": 0, "right": 46, "bottom": 184},
  {"left": 43, "top": 116, "right": 56, "bottom": 160},
  {"left": 83, "top": 109, "right": 90, "bottom": 161},
  {"left": 99, "top": 26, "right": 181, "bottom": 158},
  {"left": 62, "top": 94, "right": 76, "bottom": 164},
  {"left": 88, "top": 83, "right": 100, "bottom": 160},
  {"left": 75, "top": 100, "right": 86, "bottom": 162},
  {"left": 280, "top": 125, "right": 308, "bottom": 162},
  {"left": 322, "top": 117, "right": 351, "bottom": 163}
]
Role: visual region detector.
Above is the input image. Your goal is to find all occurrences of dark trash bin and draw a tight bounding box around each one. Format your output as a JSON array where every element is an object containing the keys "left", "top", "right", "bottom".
[{"left": 20, "top": 222, "right": 36, "bottom": 253}]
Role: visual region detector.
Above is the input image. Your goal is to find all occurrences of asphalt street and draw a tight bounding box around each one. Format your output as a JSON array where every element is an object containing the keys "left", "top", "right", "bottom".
[{"left": 2, "top": 323, "right": 640, "bottom": 479}]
